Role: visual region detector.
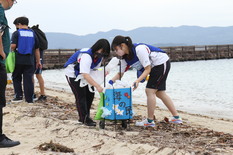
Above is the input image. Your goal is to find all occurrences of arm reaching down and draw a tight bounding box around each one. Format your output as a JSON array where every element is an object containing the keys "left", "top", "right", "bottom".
[{"left": 82, "top": 73, "right": 103, "bottom": 93}]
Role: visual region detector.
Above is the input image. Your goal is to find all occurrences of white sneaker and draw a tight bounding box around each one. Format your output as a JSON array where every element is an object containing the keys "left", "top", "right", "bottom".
[
  {"left": 135, "top": 118, "right": 155, "bottom": 127},
  {"left": 169, "top": 116, "right": 183, "bottom": 124}
]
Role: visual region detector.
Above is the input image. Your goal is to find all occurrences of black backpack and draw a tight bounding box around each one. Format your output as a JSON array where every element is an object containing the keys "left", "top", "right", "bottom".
[{"left": 31, "top": 25, "right": 48, "bottom": 50}]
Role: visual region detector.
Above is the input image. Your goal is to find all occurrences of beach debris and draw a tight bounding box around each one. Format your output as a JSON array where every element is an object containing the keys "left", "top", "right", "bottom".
[
  {"left": 8, "top": 153, "right": 19, "bottom": 155},
  {"left": 121, "top": 115, "right": 233, "bottom": 154},
  {"left": 38, "top": 140, "right": 74, "bottom": 153},
  {"left": 92, "top": 140, "right": 105, "bottom": 149},
  {"left": 164, "top": 117, "right": 169, "bottom": 123},
  {"left": 5, "top": 87, "right": 233, "bottom": 154},
  {"left": 3, "top": 112, "right": 10, "bottom": 116}
]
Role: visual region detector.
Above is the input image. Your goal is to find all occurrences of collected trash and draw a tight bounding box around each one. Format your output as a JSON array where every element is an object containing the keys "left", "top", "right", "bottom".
[
  {"left": 105, "top": 57, "right": 119, "bottom": 74},
  {"left": 95, "top": 86, "right": 133, "bottom": 129},
  {"left": 7, "top": 73, "right": 12, "bottom": 84}
]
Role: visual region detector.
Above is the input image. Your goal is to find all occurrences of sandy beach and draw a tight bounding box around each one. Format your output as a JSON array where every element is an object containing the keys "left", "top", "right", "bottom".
[{"left": 1, "top": 85, "right": 233, "bottom": 155}]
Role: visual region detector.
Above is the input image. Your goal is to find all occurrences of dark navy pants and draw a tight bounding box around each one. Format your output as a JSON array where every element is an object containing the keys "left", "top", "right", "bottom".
[
  {"left": 0, "top": 108, "right": 3, "bottom": 141},
  {"left": 12, "top": 64, "right": 34, "bottom": 102},
  {"left": 66, "top": 76, "right": 95, "bottom": 122},
  {"left": 0, "top": 63, "right": 7, "bottom": 107},
  {"left": 0, "top": 63, "right": 7, "bottom": 141}
]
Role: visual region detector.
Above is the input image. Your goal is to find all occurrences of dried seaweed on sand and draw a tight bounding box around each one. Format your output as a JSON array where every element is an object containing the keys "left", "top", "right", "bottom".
[{"left": 38, "top": 140, "right": 74, "bottom": 153}]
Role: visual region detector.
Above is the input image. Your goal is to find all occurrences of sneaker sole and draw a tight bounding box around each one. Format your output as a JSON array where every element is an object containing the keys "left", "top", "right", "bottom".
[
  {"left": 0, "top": 142, "right": 20, "bottom": 148},
  {"left": 135, "top": 123, "right": 156, "bottom": 127},
  {"left": 11, "top": 100, "right": 23, "bottom": 103},
  {"left": 144, "top": 124, "right": 156, "bottom": 127},
  {"left": 38, "top": 99, "right": 47, "bottom": 102},
  {"left": 170, "top": 120, "right": 183, "bottom": 124}
]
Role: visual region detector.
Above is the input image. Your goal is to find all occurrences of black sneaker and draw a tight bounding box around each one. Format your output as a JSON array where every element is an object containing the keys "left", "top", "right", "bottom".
[
  {"left": 0, "top": 135, "right": 20, "bottom": 148},
  {"left": 38, "top": 95, "right": 47, "bottom": 101},
  {"left": 77, "top": 119, "right": 83, "bottom": 124},
  {"left": 11, "top": 97, "right": 23, "bottom": 103},
  {"left": 84, "top": 117, "right": 96, "bottom": 126},
  {"left": 33, "top": 94, "right": 38, "bottom": 101}
]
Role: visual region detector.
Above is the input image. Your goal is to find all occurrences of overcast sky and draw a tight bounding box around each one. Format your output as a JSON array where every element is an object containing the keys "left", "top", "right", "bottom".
[{"left": 5, "top": 0, "right": 233, "bottom": 36}]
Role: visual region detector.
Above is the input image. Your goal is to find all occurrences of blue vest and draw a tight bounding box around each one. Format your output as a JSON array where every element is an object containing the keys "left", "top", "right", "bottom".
[
  {"left": 134, "top": 43, "right": 166, "bottom": 53},
  {"left": 17, "top": 29, "right": 35, "bottom": 55},
  {"left": 125, "top": 43, "right": 166, "bottom": 82},
  {"left": 64, "top": 48, "right": 102, "bottom": 76}
]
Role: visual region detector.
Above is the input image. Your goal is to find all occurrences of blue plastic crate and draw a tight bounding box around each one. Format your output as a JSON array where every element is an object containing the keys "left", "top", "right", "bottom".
[{"left": 104, "top": 88, "right": 133, "bottom": 120}]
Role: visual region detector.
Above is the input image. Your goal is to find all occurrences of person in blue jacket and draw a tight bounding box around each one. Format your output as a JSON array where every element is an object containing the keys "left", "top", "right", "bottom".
[
  {"left": 110, "top": 35, "right": 182, "bottom": 127},
  {"left": 11, "top": 16, "right": 42, "bottom": 103},
  {"left": 64, "top": 39, "right": 110, "bottom": 126}
]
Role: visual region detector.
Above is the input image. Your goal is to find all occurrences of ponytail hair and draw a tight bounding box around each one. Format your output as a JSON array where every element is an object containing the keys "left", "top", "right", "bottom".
[{"left": 111, "top": 35, "right": 134, "bottom": 60}]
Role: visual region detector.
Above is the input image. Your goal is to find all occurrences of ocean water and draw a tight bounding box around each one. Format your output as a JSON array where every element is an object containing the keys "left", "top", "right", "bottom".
[{"left": 40, "top": 59, "right": 233, "bottom": 120}]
